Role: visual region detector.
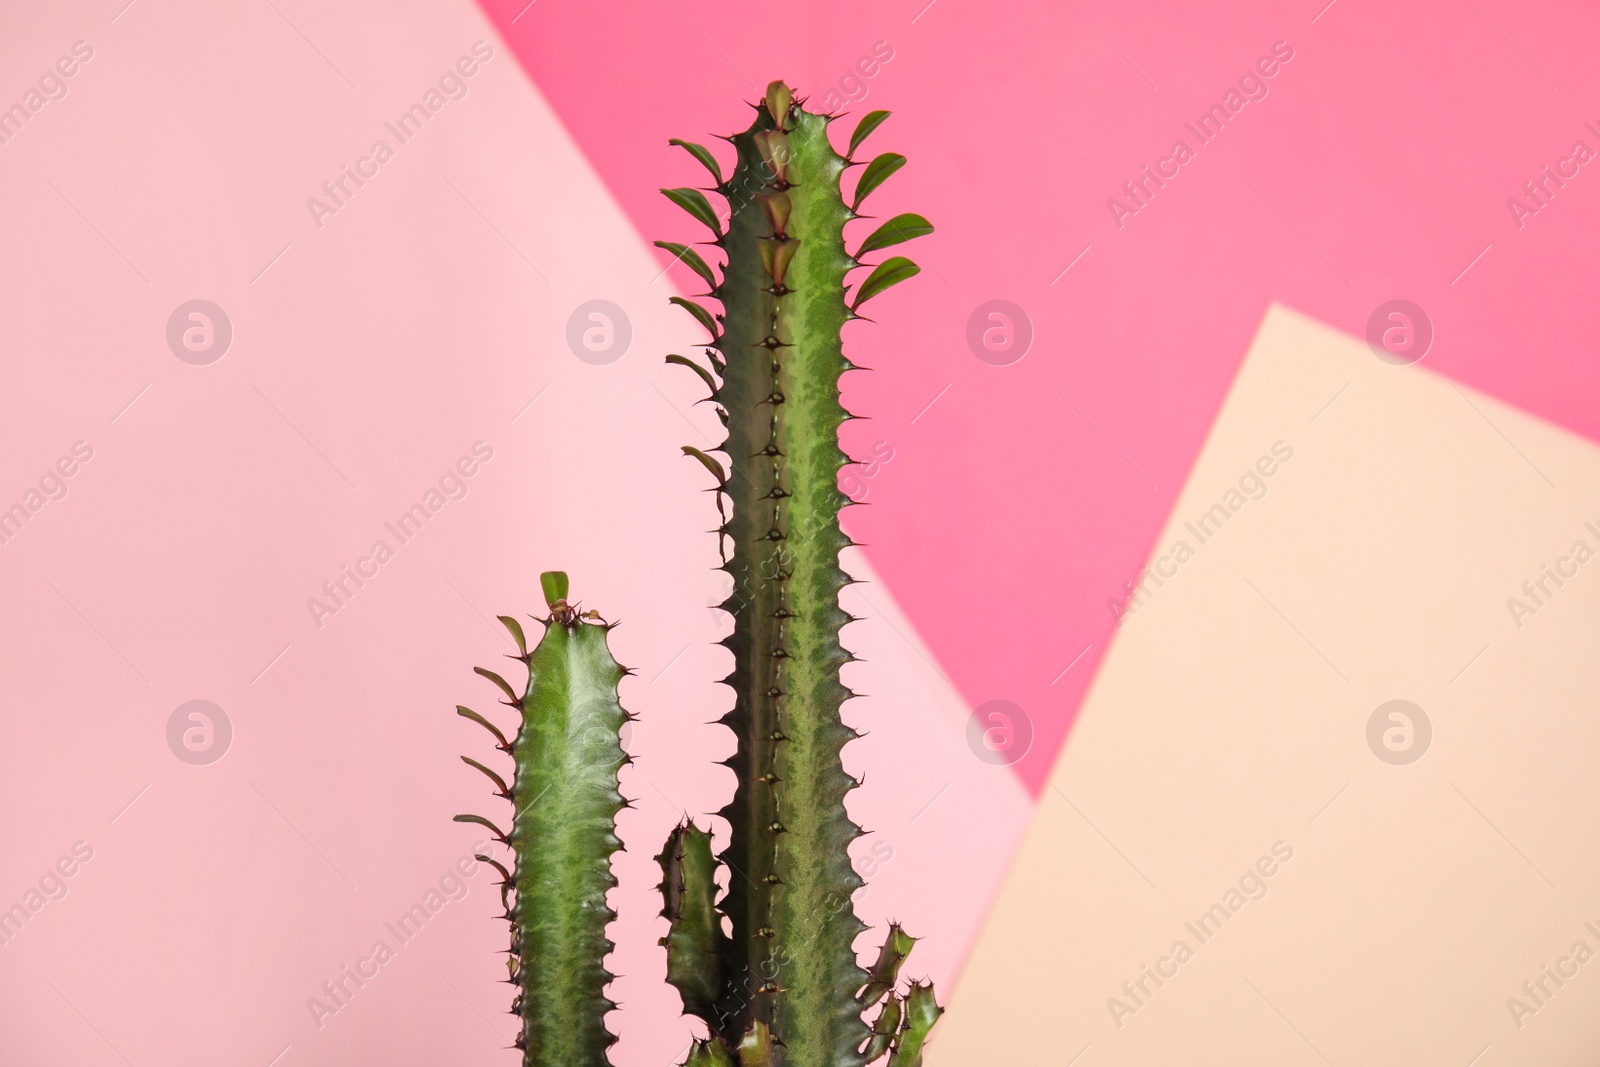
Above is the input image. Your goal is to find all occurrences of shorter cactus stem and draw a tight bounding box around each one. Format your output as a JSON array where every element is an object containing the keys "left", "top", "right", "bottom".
[
  {"left": 658, "top": 821, "right": 726, "bottom": 1025},
  {"left": 886, "top": 983, "right": 941, "bottom": 1067},
  {"left": 456, "top": 571, "right": 628, "bottom": 1066},
  {"left": 863, "top": 995, "right": 901, "bottom": 1062}
]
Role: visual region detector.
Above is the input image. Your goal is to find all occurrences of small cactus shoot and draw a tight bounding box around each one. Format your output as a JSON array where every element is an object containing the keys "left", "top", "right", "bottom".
[
  {"left": 455, "top": 571, "right": 630, "bottom": 1066},
  {"left": 659, "top": 81, "right": 941, "bottom": 1065}
]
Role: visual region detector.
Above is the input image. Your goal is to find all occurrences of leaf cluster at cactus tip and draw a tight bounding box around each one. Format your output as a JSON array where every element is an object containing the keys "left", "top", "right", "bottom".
[
  {"left": 657, "top": 80, "right": 942, "bottom": 1066},
  {"left": 454, "top": 570, "right": 633, "bottom": 1066}
]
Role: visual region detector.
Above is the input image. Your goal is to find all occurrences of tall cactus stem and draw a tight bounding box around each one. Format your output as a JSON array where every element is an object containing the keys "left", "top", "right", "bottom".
[{"left": 661, "top": 80, "right": 938, "bottom": 1066}]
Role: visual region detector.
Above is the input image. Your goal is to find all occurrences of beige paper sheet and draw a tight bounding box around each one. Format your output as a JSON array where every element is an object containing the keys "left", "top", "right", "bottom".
[{"left": 933, "top": 304, "right": 1600, "bottom": 1065}]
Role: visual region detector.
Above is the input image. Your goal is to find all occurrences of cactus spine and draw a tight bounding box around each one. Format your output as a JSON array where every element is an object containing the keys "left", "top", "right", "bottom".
[
  {"left": 659, "top": 81, "right": 941, "bottom": 1066},
  {"left": 455, "top": 571, "right": 630, "bottom": 1066}
]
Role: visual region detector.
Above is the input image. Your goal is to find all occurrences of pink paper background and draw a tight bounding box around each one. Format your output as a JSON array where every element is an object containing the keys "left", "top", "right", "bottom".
[
  {"left": 0, "top": 0, "right": 1595, "bottom": 1063},
  {"left": 481, "top": 0, "right": 1600, "bottom": 795}
]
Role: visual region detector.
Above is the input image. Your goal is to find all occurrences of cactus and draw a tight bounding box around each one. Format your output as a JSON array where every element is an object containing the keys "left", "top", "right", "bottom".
[
  {"left": 455, "top": 571, "right": 631, "bottom": 1066},
  {"left": 657, "top": 81, "right": 941, "bottom": 1065},
  {"left": 451, "top": 81, "right": 940, "bottom": 1067}
]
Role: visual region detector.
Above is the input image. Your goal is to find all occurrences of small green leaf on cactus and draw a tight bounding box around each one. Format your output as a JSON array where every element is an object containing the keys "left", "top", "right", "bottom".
[
  {"left": 670, "top": 138, "right": 725, "bottom": 186},
  {"left": 662, "top": 187, "right": 724, "bottom": 236},
  {"left": 887, "top": 982, "right": 942, "bottom": 1067},
  {"left": 460, "top": 755, "right": 512, "bottom": 799},
  {"left": 539, "top": 570, "right": 569, "bottom": 611},
  {"left": 755, "top": 192, "right": 792, "bottom": 237},
  {"left": 475, "top": 666, "right": 521, "bottom": 706},
  {"left": 681, "top": 446, "right": 728, "bottom": 485},
  {"left": 669, "top": 296, "right": 720, "bottom": 339},
  {"left": 666, "top": 354, "right": 720, "bottom": 394},
  {"left": 863, "top": 994, "right": 902, "bottom": 1062},
  {"left": 852, "top": 256, "right": 921, "bottom": 310},
  {"left": 654, "top": 241, "right": 720, "bottom": 289},
  {"left": 855, "top": 214, "right": 934, "bottom": 258},
  {"left": 752, "top": 130, "right": 791, "bottom": 183},
  {"left": 758, "top": 238, "right": 799, "bottom": 288},
  {"left": 852, "top": 152, "right": 907, "bottom": 209},
  {"left": 475, "top": 852, "right": 515, "bottom": 910},
  {"left": 452, "top": 813, "right": 510, "bottom": 844},
  {"left": 474, "top": 852, "right": 511, "bottom": 882},
  {"left": 764, "top": 80, "right": 792, "bottom": 128},
  {"left": 457, "top": 705, "right": 512, "bottom": 752},
  {"left": 847, "top": 110, "right": 891, "bottom": 158},
  {"left": 497, "top": 615, "right": 529, "bottom": 657},
  {"left": 737, "top": 1022, "right": 774, "bottom": 1067},
  {"left": 859, "top": 923, "right": 917, "bottom": 1007}
]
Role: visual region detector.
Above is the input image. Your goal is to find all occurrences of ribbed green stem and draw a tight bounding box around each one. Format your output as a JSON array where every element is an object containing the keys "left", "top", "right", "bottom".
[
  {"left": 886, "top": 983, "right": 942, "bottom": 1067},
  {"left": 710, "top": 98, "right": 868, "bottom": 1067},
  {"left": 658, "top": 821, "right": 725, "bottom": 1023},
  {"left": 456, "top": 575, "right": 626, "bottom": 1067},
  {"left": 662, "top": 81, "right": 940, "bottom": 1067}
]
